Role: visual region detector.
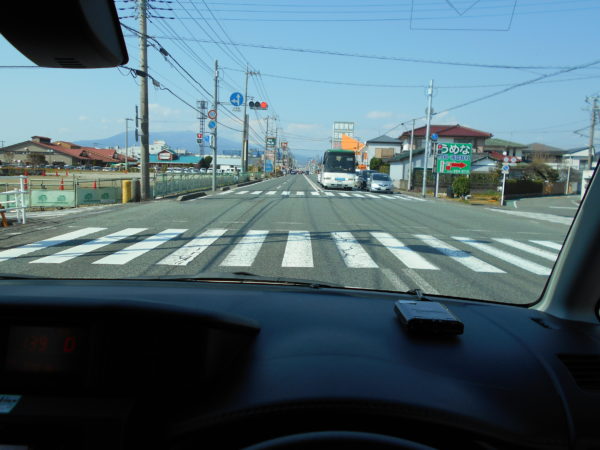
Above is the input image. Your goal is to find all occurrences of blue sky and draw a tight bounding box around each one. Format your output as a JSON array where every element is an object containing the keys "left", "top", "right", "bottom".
[{"left": 1, "top": 0, "right": 599, "bottom": 161}]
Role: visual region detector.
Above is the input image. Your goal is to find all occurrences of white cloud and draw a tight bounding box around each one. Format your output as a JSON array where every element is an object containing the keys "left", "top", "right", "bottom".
[
  {"left": 149, "top": 103, "right": 181, "bottom": 118},
  {"left": 366, "top": 110, "right": 393, "bottom": 119}
]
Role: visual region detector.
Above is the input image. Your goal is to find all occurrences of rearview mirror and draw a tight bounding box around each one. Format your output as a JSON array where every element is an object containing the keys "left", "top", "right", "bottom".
[{"left": 1, "top": 0, "right": 128, "bottom": 68}]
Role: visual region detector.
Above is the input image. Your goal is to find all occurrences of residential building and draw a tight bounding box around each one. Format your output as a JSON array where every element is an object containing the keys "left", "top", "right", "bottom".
[
  {"left": 398, "top": 124, "right": 492, "bottom": 153},
  {"left": 521, "top": 143, "right": 568, "bottom": 169},
  {"left": 365, "top": 135, "right": 402, "bottom": 166},
  {"left": 0, "top": 136, "right": 127, "bottom": 166}
]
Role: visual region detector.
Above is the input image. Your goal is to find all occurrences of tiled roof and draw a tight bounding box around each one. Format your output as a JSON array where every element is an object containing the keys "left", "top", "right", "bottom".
[
  {"left": 366, "top": 134, "right": 401, "bottom": 144},
  {"left": 525, "top": 142, "right": 566, "bottom": 154},
  {"left": 485, "top": 138, "right": 527, "bottom": 148},
  {"left": 399, "top": 124, "right": 492, "bottom": 139}
]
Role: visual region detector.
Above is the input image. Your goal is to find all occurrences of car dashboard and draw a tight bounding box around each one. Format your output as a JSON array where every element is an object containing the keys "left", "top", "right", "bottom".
[{"left": 0, "top": 279, "right": 598, "bottom": 449}]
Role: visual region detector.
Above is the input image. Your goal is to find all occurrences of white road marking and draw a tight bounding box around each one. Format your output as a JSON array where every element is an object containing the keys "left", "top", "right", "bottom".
[
  {"left": 398, "top": 194, "right": 425, "bottom": 202},
  {"left": 331, "top": 232, "right": 378, "bottom": 268},
  {"left": 220, "top": 230, "right": 269, "bottom": 267},
  {"left": 281, "top": 191, "right": 291, "bottom": 196},
  {"left": 282, "top": 231, "right": 313, "bottom": 267},
  {"left": 157, "top": 228, "right": 227, "bottom": 266},
  {"left": 487, "top": 209, "right": 573, "bottom": 225},
  {"left": 415, "top": 234, "right": 504, "bottom": 273},
  {"left": 295, "top": 191, "right": 305, "bottom": 196},
  {"left": 381, "top": 268, "right": 410, "bottom": 292},
  {"left": 310, "top": 192, "right": 320, "bottom": 196},
  {"left": 530, "top": 240, "right": 562, "bottom": 251},
  {"left": 364, "top": 194, "right": 380, "bottom": 198},
  {"left": 371, "top": 232, "right": 437, "bottom": 270},
  {"left": 251, "top": 190, "right": 263, "bottom": 195},
  {"left": 324, "top": 192, "right": 335, "bottom": 197},
  {"left": 266, "top": 191, "right": 277, "bottom": 195},
  {"left": 0, "top": 228, "right": 106, "bottom": 263},
  {"left": 338, "top": 192, "right": 350, "bottom": 197},
  {"left": 493, "top": 238, "right": 558, "bottom": 261},
  {"left": 303, "top": 174, "right": 322, "bottom": 193},
  {"left": 236, "top": 191, "right": 249, "bottom": 195},
  {"left": 549, "top": 206, "right": 578, "bottom": 210},
  {"left": 351, "top": 193, "right": 365, "bottom": 198},
  {"left": 403, "top": 268, "right": 440, "bottom": 295},
  {"left": 453, "top": 237, "right": 551, "bottom": 276},
  {"left": 32, "top": 228, "right": 147, "bottom": 264},
  {"left": 93, "top": 229, "right": 186, "bottom": 265}
]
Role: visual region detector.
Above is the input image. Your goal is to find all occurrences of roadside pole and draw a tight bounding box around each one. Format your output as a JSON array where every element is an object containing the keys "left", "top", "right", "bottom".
[
  {"left": 500, "top": 163, "right": 509, "bottom": 206},
  {"left": 408, "top": 119, "right": 415, "bottom": 191},
  {"left": 138, "top": 0, "right": 150, "bottom": 200},
  {"left": 565, "top": 156, "right": 571, "bottom": 195},
  {"left": 421, "top": 80, "right": 434, "bottom": 197},
  {"left": 212, "top": 60, "right": 219, "bottom": 192}
]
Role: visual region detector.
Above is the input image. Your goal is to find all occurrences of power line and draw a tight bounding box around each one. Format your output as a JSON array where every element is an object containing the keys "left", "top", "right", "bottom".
[{"left": 146, "top": 34, "right": 570, "bottom": 70}]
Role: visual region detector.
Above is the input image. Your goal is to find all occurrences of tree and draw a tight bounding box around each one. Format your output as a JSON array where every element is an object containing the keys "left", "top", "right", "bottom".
[
  {"left": 199, "top": 155, "right": 213, "bottom": 169},
  {"left": 370, "top": 157, "right": 383, "bottom": 171},
  {"left": 452, "top": 175, "right": 470, "bottom": 198},
  {"left": 30, "top": 154, "right": 47, "bottom": 166},
  {"left": 521, "top": 160, "right": 559, "bottom": 182}
]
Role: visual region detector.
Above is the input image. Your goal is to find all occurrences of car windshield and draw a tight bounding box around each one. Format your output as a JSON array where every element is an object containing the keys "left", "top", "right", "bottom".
[
  {"left": 372, "top": 174, "right": 390, "bottom": 181},
  {"left": 0, "top": 1, "right": 597, "bottom": 305}
]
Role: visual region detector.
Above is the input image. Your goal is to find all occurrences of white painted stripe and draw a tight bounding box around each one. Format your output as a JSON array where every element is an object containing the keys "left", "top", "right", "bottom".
[
  {"left": 324, "top": 192, "right": 335, "bottom": 197},
  {"left": 93, "top": 229, "right": 186, "bottom": 265},
  {"left": 282, "top": 231, "right": 313, "bottom": 267},
  {"left": 295, "top": 191, "right": 305, "bottom": 196},
  {"left": 453, "top": 237, "right": 551, "bottom": 276},
  {"left": 310, "top": 192, "right": 320, "bottom": 196},
  {"left": 281, "top": 191, "right": 291, "bottom": 196},
  {"left": 530, "top": 240, "right": 562, "bottom": 251},
  {"left": 157, "top": 228, "right": 227, "bottom": 266},
  {"left": 32, "top": 228, "right": 147, "bottom": 264},
  {"left": 381, "top": 267, "right": 410, "bottom": 292},
  {"left": 364, "top": 194, "right": 380, "bottom": 198},
  {"left": 236, "top": 190, "right": 249, "bottom": 195},
  {"left": 399, "top": 194, "right": 425, "bottom": 202},
  {"left": 338, "top": 192, "right": 350, "bottom": 197},
  {"left": 351, "top": 193, "right": 365, "bottom": 198},
  {"left": 371, "top": 232, "right": 437, "bottom": 270},
  {"left": 403, "top": 268, "right": 440, "bottom": 295},
  {"left": 220, "top": 230, "right": 269, "bottom": 267},
  {"left": 0, "top": 228, "right": 106, "bottom": 263},
  {"left": 549, "top": 206, "right": 577, "bottom": 210},
  {"left": 331, "top": 232, "right": 378, "bottom": 268},
  {"left": 487, "top": 209, "right": 572, "bottom": 225},
  {"left": 493, "top": 238, "right": 558, "bottom": 261},
  {"left": 266, "top": 191, "right": 277, "bottom": 195},
  {"left": 251, "top": 190, "right": 263, "bottom": 195},
  {"left": 415, "top": 234, "right": 504, "bottom": 273}
]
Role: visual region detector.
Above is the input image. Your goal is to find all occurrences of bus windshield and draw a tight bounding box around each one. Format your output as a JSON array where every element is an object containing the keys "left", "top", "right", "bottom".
[{"left": 324, "top": 152, "right": 355, "bottom": 173}]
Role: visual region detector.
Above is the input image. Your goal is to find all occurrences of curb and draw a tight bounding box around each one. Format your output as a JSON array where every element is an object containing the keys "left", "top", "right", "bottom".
[
  {"left": 176, "top": 192, "right": 207, "bottom": 201},
  {"left": 237, "top": 179, "right": 261, "bottom": 187}
]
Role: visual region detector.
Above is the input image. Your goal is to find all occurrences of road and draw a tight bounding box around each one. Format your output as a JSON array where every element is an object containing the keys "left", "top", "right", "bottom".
[{"left": 0, "top": 174, "right": 576, "bottom": 304}]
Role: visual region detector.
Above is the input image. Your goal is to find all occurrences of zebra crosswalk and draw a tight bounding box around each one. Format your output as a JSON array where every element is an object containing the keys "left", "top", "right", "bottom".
[
  {"left": 216, "top": 190, "right": 425, "bottom": 201},
  {"left": 0, "top": 227, "right": 562, "bottom": 277}
]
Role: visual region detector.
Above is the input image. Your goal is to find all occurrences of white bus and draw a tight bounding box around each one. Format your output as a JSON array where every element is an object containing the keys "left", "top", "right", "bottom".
[{"left": 318, "top": 149, "right": 357, "bottom": 190}]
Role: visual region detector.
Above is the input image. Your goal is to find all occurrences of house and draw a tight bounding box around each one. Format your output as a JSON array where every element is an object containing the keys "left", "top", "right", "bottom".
[
  {"left": 562, "top": 146, "right": 598, "bottom": 171},
  {"left": 471, "top": 155, "right": 499, "bottom": 172},
  {"left": 386, "top": 124, "right": 493, "bottom": 188},
  {"left": 0, "top": 136, "right": 126, "bottom": 166},
  {"left": 483, "top": 138, "right": 527, "bottom": 162},
  {"left": 365, "top": 135, "right": 402, "bottom": 166},
  {"left": 398, "top": 124, "right": 492, "bottom": 153},
  {"left": 522, "top": 143, "right": 568, "bottom": 169}
]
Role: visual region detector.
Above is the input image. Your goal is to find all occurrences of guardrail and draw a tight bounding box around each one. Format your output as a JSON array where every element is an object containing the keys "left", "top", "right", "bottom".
[{"left": 152, "top": 172, "right": 251, "bottom": 197}]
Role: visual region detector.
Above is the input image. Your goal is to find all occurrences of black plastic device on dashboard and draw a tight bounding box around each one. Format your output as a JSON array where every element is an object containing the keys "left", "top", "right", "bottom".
[{"left": 394, "top": 300, "right": 464, "bottom": 335}]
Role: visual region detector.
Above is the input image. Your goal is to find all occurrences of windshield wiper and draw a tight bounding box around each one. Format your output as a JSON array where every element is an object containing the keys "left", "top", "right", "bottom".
[{"left": 131, "top": 271, "right": 343, "bottom": 289}]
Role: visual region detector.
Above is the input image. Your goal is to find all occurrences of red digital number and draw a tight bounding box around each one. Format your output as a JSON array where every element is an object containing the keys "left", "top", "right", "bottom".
[{"left": 63, "top": 336, "right": 77, "bottom": 353}]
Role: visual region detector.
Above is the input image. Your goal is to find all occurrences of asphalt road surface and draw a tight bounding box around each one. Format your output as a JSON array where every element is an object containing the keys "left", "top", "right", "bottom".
[{"left": 1, "top": 174, "right": 577, "bottom": 304}]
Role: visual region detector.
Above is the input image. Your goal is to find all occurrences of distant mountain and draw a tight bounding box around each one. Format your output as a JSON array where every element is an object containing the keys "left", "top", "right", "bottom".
[{"left": 75, "top": 130, "right": 257, "bottom": 155}]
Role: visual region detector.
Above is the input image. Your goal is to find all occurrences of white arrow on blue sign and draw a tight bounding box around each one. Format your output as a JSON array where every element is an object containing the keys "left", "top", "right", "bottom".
[
  {"left": 208, "top": 120, "right": 216, "bottom": 129},
  {"left": 230, "top": 92, "right": 244, "bottom": 107}
]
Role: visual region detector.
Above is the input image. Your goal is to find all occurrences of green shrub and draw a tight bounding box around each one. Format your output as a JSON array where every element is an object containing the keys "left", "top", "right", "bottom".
[{"left": 452, "top": 176, "right": 470, "bottom": 197}]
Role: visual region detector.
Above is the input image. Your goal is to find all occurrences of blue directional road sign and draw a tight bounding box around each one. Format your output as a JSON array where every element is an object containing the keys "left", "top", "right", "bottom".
[
  {"left": 431, "top": 133, "right": 439, "bottom": 141},
  {"left": 208, "top": 120, "right": 216, "bottom": 129},
  {"left": 203, "top": 135, "right": 211, "bottom": 143},
  {"left": 230, "top": 92, "right": 244, "bottom": 107},
  {"left": 265, "top": 160, "right": 273, "bottom": 173}
]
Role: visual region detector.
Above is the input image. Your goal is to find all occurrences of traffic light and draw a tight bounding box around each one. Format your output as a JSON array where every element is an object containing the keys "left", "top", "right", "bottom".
[{"left": 249, "top": 101, "right": 268, "bottom": 110}]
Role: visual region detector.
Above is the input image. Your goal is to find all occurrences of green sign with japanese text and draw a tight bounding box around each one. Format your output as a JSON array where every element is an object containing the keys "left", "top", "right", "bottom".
[{"left": 436, "top": 143, "right": 472, "bottom": 174}]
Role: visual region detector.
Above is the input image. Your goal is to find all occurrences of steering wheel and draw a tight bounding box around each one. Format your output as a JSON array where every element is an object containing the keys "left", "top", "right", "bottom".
[{"left": 242, "top": 430, "right": 436, "bottom": 450}]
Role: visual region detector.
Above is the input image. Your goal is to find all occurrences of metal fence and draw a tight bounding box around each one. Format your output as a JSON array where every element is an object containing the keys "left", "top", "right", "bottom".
[
  {"left": 0, "top": 176, "right": 27, "bottom": 224},
  {"left": 152, "top": 172, "right": 251, "bottom": 197}
]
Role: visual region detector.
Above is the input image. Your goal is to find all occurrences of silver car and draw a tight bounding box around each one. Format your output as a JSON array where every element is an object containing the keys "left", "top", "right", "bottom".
[{"left": 367, "top": 172, "right": 393, "bottom": 193}]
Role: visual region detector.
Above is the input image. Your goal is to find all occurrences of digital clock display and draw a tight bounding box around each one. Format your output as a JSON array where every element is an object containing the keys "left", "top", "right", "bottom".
[{"left": 5, "top": 325, "right": 86, "bottom": 375}]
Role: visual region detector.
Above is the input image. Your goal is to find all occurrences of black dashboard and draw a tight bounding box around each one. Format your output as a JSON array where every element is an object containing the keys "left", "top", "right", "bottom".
[{"left": 0, "top": 279, "right": 599, "bottom": 449}]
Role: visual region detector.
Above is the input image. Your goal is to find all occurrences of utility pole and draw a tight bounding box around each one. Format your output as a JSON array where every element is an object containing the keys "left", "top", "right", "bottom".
[
  {"left": 212, "top": 60, "right": 219, "bottom": 192},
  {"left": 138, "top": 0, "right": 150, "bottom": 200},
  {"left": 586, "top": 96, "right": 598, "bottom": 169},
  {"left": 242, "top": 67, "right": 259, "bottom": 172},
  {"left": 197, "top": 100, "right": 207, "bottom": 158},
  {"left": 408, "top": 119, "right": 415, "bottom": 191},
  {"left": 422, "top": 80, "right": 434, "bottom": 197},
  {"left": 125, "top": 118, "right": 133, "bottom": 172}
]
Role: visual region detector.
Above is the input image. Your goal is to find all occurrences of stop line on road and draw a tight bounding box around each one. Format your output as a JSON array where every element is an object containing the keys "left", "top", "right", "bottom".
[{"left": 0, "top": 227, "right": 561, "bottom": 276}]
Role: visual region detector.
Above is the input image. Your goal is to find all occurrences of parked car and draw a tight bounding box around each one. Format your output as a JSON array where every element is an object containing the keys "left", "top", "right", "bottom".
[
  {"left": 367, "top": 172, "right": 394, "bottom": 193},
  {"left": 357, "top": 169, "right": 377, "bottom": 190}
]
